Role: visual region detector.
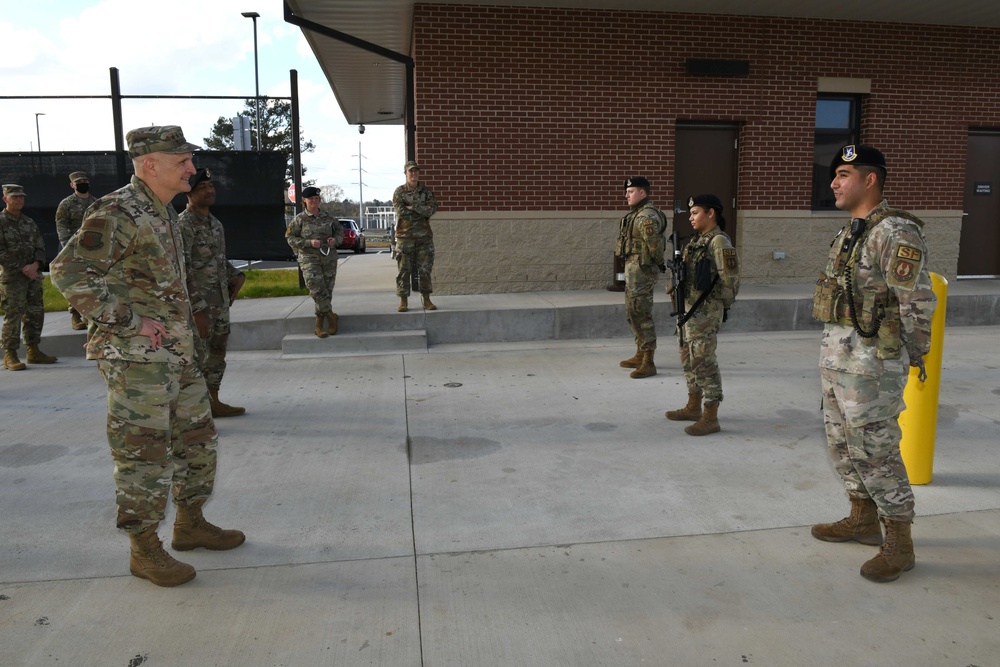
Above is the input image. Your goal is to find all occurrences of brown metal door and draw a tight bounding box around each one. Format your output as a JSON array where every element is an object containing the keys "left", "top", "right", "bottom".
[
  {"left": 673, "top": 124, "right": 739, "bottom": 243},
  {"left": 960, "top": 132, "right": 1000, "bottom": 276}
]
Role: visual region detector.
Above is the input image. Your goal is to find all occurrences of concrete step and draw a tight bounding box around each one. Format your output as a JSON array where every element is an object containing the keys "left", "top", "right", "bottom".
[{"left": 281, "top": 329, "right": 428, "bottom": 358}]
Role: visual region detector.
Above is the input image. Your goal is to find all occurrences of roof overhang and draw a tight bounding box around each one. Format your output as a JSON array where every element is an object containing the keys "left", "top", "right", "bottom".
[{"left": 286, "top": 0, "right": 1000, "bottom": 126}]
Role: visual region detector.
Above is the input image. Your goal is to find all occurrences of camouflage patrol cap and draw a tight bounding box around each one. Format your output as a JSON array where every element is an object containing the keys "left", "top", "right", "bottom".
[
  {"left": 126, "top": 125, "right": 201, "bottom": 159},
  {"left": 69, "top": 171, "right": 89, "bottom": 182},
  {"left": 2, "top": 184, "right": 26, "bottom": 197},
  {"left": 624, "top": 177, "right": 650, "bottom": 192},
  {"left": 404, "top": 161, "right": 420, "bottom": 172},
  {"left": 829, "top": 144, "right": 886, "bottom": 178}
]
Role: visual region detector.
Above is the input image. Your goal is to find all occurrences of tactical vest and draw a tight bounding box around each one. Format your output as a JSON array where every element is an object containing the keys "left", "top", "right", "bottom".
[
  {"left": 618, "top": 202, "right": 667, "bottom": 268},
  {"left": 812, "top": 207, "right": 924, "bottom": 360}
]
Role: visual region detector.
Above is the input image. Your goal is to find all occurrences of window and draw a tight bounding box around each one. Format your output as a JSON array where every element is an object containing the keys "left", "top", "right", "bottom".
[{"left": 812, "top": 95, "right": 861, "bottom": 209}]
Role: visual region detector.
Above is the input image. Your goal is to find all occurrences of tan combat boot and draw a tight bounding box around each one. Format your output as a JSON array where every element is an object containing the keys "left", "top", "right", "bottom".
[
  {"left": 684, "top": 400, "right": 720, "bottom": 435},
  {"left": 860, "top": 517, "right": 915, "bottom": 582},
  {"left": 26, "top": 344, "right": 57, "bottom": 364},
  {"left": 397, "top": 297, "right": 408, "bottom": 313},
  {"left": 4, "top": 349, "right": 26, "bottom": 371},
  {"left": 327, "top": 312, "right": 339, "bottom": 335},
  {"left": 620, "top": 347, "right": 643, "bottom": 369},
  {"left": 811, "top": 496, "right": 883, "bottom": 545},
  {"left": 71, "top": 310, "right": 87, "bottom": 330},
  {"left": 314, "top": 315, "right": 328, "bottom": 338},
  {"left": 421, "top": 293, "right": 437, "bottom": 311},
  {"left": 172, "top": 499, "right": 246, "bottom": 551},
  {"left": 129, "top": 525, "right": 196, "bottom": 587},
  {"left": 666, "top": 392, "right": 703, "bottom": 421},
  {"left": 629, "top": 350, "right": 656, "bottom": 379},
  {"left": 209, "top": 387, "right": 246, "bottom": 418}
]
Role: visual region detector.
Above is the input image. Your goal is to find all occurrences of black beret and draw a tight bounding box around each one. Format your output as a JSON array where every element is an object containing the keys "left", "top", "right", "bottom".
[
  {"left": 829, "top": 144, "right": 886, "bottom": 178},
  {"left": 624, "top": 176, "right": 650, "bottom": 191},
  {"left": 688, "top": 194, "right": 723, "bottom": 213},
  {"left": 188, "top": 168, "right": 212, "bottom": 191},
  {"left": 301, "top": 186, "right": 321, "bottom": 198}
]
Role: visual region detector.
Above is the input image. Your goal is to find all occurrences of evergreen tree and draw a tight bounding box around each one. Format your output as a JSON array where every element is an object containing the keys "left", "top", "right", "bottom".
[{"left": 204, "top": 97, "right": 316, "bottom": 185}]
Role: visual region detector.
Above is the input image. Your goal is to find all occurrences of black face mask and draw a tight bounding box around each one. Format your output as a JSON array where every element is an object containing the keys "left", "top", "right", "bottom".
[{"left": 75, "top": 182, "right": 90, "bottom": 194}]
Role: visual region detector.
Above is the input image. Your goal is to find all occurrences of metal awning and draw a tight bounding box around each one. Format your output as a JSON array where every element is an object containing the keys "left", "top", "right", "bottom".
[{"left": 286, "top": 0, "right": 1000, "bottom": 127}]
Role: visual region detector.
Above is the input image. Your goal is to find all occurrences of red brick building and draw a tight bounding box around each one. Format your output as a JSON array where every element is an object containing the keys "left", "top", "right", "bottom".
[{"left": 289, "top": 1, "right": 1000, "bottom": 293}]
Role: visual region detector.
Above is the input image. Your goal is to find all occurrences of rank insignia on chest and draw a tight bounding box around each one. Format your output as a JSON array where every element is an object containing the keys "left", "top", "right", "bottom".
[{"left": 80, "top": 230, "right": 104, "bottom": 251}]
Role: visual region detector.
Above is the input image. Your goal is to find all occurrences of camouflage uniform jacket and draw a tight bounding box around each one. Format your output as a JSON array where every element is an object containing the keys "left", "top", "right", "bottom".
[
  {"left": 0, "top": 210, "right": 46, "bottom": 283},
  {"left": 616, "top": 199, "right": 669, "bottom": 271},
  {"left": 180, "top": 207, "right": 243, "bottom": 312},
  {"left": 55, "top": 193, "right": 97, "bottom": 246},
  {"left": 392, "top": 182, "right": 438, "bottom": 240},
  {"left": 681, "top": 226, "right": 739, "bottom": 309},
  {"left": 285, "top": 209, "right": 343, "bottom": 258},
  {"left": 819, "top": 200, "right": 935, "bottom": 376},
  {"left": 50, "top": 175, "right": 196, "bottom": 364}
]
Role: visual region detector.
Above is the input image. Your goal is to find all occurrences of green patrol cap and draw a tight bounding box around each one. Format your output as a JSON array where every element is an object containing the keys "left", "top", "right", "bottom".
[
  {"left": 2, "top": 184, "right": 26, "bottom": 197},
  {"left": 404, "top": 161, "right": 420, "bottom": 172},
  {"left": 126, "top": 125, "right": 201, "bottom": 159},
  {"left": 69, "top": 171, "right": 89, "bottom": 182}
]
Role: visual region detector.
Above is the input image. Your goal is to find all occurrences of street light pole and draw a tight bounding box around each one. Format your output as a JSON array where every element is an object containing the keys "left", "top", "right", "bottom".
[
  {"left": 241, "top": 11, "right": 262, "bottom": 151},
  {"left": 35, "top": 113, "right": 45, "bottom": 152}
]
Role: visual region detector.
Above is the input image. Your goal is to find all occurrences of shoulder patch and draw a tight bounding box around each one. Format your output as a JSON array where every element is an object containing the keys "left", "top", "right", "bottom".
[
  {"left": 722, "top": 247, "right": 739, "bottom": 273},
  {"left": 80, "top": 230, "right": 104, "bottom": 251},
  {"left": 896, "top": 245, "right": 922, "bottom": 262}
]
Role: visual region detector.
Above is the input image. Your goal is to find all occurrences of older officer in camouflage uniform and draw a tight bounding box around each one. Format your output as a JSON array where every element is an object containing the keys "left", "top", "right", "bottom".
[
  {"left": 51, "top": 126, "right": 245, "bottom": 588},
  {"left": 285, "top": 186, "right": 343, "bottom": 338},
  {"left": 55, "top": 171, "right": 97, "bottom": 330},
  {"left": 665, "top": 194, "right": 739, "bottom": 435},
  {"left": 1, "top": 184, "right": 57, "bottom": 370},
  {"left": 810, "top": 145, "right": 935, "bottom": 583},
  {"left": 392, "top": 161, "right": 439, "bottom": 312},
  {"left": 616, "top": 177, "right": 669, "bottom": 379},
  {"left": 180, "top": 168, "right": 246, "bottom": 417}
]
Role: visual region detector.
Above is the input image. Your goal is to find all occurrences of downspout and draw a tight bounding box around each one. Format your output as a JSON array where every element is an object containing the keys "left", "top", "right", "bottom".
[{"left": 283, "top": 1, "right": 416, "bottom": 162}]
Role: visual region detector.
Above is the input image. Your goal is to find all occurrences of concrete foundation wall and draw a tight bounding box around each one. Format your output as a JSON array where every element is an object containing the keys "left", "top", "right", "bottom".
[
  {"left": 432, "top": 210, "right": 963, "bottom": 295},
  {"left": 736, "top": 210, "right": 962, "bottom": 284}
]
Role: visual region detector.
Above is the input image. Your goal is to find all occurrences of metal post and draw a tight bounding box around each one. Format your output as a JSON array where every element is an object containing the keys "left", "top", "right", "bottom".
[
  {"left": 358, "top": 142, "right": 363, "bottom": 226},
  {"left": 34, "top": 113, "right": 44, "bottom": 151},
  {"left": 290, "top": 69, "right": 301, "bottom": 215},
  {"left": 242, "top": 11, "right": 262, "bottom": 151},
  {"left": 109, "top": 68, "right": 127, "bottom": 185}
]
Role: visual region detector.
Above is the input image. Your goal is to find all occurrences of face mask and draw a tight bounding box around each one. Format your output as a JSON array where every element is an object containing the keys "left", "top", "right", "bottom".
[{"left": 75, "top": 182, "right": 90, "bottom": 194}]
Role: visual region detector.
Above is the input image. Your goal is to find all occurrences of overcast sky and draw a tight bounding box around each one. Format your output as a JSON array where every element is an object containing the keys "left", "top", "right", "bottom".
[{"left": 0, "top": 0, "right": 406, "bottom": 202}]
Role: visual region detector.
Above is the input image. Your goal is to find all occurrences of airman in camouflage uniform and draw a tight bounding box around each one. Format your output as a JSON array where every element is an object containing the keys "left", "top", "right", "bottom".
[
  {"left": 55, "top": 171, "right": 97, "bottom": 330},
  {"left": 1, "top": 184, "right": 57, "bottom": 370},
  {"left": 810, "top": 145, "right": 936, "bottom": 583},
  {"left": 285, "top": 186, "right": 343, "bottom": 338},
  {"left": 392, "top": 161, "right": 439, "bottom": 312},
  {"left": 665, "top": 194, "right": 739, "bottom": 435},
  {"left": 50, "top": 126, "right": 245, "bottom": 588},
  {"left": 616, "top": 177, "right": 669, "bottom": 379},
  {"left": 180, "top": 169, "right": 246, "bottom": 417}
]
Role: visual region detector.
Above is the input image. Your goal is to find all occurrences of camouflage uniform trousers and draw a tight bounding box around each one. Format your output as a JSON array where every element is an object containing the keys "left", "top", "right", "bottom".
[
  {"left": 677, "top": 300, "right": 724, "bottom": 402},
  {"left": 300, "top": 254, "right": 339, "bottom": 315},
  {"left": 395, "top": 238, "right": 434, "bottom": 297},
  {"left": 624, "top": 258, "right": 657, "bottom": 351},
  {"left": 97, "top": 359, "right": 218, "bottom": 534},
  {"left": 820, "top": 365, "right": 915, "bottom": 521},
  {"left": 195, "top": 304, "right": 232, "bottom": 391},
  {"left": 0, "top": 275, "right": 44, "bottom": 349}
]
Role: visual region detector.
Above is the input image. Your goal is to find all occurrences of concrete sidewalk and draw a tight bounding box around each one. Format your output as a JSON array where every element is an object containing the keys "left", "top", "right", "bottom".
[{"left": 1, "top": 310, "right": 998, "bottom": 665}]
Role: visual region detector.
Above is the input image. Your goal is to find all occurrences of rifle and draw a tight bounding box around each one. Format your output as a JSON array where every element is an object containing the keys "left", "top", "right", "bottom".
[{"left": 667, "top": 230, "right": 687, "bottom": 345}]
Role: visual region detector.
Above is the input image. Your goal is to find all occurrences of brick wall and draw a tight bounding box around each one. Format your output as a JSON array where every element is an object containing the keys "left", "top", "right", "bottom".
[{"left": 412, "top": 5, "right": 1000, "bottom": 292}]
